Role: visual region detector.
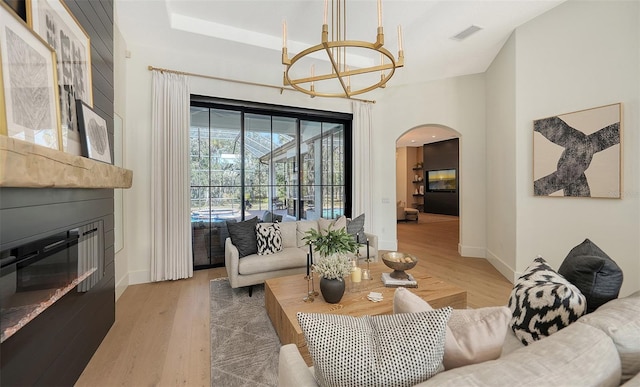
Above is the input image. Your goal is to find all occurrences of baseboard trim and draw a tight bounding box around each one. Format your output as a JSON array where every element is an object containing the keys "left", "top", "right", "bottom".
[
  {"left": 128, "top": 270, "right": 150, "bottom": 285},
  {"left": 115, "top": 272, "right": 129, "bottom": 301},
  {"left": 486, "top": 249, "right": 516, "bottom": 284},
  {"left": 379, "top": 239, "right": 398, "bottom": 252},
  {"left": 458, "top": 244, "right": 485, "bottom": 258}
]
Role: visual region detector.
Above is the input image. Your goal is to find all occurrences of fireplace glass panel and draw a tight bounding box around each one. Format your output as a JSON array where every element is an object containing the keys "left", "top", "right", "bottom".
[{"left": 0, "top": 221, "right": 104, "bottom": 343}]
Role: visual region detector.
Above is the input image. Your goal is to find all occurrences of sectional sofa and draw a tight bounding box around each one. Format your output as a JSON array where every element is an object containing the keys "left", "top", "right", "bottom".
[{"left": 278, "top": 289, "right": 640, "bottom": 386}]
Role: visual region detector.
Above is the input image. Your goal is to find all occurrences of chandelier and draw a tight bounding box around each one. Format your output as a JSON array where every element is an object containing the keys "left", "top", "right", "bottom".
[{"left": 282, "top": 0, "right": 404, "bottom": 98}]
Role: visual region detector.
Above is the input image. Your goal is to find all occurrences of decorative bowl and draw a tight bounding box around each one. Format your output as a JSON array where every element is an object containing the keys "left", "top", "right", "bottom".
[{"left": 381, "top": 252, "right": 418, "bottom": 280}]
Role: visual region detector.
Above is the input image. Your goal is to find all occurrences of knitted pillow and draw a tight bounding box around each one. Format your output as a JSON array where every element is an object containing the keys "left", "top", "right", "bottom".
[
  {"left": 558, "top": 238, "right": 623, "bottom": 313},
  {"left": 508, "top": 256, "right": 586, "bottom": 345},
  {"left": 346, "top": 213, "right": 366, "bottom": 242},
  {"left": 297, "top": 309, "right": 451, "bottom": 387},
  {"left": 256, "top": 223, "right": 283, "bottom": 255},
  {"left": 226, "top": 217, "right": 258, "bottom": 258}
]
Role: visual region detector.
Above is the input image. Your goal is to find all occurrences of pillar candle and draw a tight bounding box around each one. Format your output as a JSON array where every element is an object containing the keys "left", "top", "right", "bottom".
[{"left": 351, "top": 267, "right": 362, "bottom": 283}]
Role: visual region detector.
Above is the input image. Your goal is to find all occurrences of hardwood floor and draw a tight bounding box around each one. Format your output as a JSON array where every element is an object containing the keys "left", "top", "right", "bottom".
[
  {"left": 75, "top": 268, "right": 227, "bottom": 387},
  {"left": 396, "top": 214, "right": 513, "bottom": 308},
  {"left": 76, "top": 214, "right": 512, "bottom": 386}
]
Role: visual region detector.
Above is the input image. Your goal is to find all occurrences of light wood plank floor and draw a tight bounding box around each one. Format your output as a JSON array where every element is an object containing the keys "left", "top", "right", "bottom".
[
  {"left": 396, "top": 214, "right": 513, "bottom": 308},
  {"left": 76, "top": 214, "right": 512, "bottom": 386}
]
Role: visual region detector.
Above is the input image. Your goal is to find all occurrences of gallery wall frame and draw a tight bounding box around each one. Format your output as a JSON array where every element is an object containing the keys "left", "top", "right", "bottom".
[
  {"left": 533, "top": 103, "right": 623, "bottom": 199},
  {"left": 0, "top": 1, "right": 62, "bottom": 150},
  {"left": 28, "top": 0, "right": 93, "bottom": 156},
  {"left": 3, "top": 0, "right": 26, "bottom": 20},
  {"left": 76, "top": 100, "right": 111, "bottom": 164}
]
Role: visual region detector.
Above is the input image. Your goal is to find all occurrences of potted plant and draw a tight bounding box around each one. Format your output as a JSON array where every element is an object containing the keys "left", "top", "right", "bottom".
[{"left": 304, "top": 226, "right": 358, "bottom": 303}]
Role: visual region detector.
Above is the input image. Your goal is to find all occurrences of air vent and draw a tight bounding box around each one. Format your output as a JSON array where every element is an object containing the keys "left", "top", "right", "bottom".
[{"left": 451, "top": 25, "right": 483, "bottom": 41}]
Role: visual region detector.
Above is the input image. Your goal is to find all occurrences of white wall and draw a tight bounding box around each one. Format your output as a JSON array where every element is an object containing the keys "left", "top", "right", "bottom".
[
  {"left": 113, "top": 24, "right": 129, "bottom": 299},
  {"left": 485, "top": 33, "right": 518, "bottom": 281},
  {"left": 486, "top": 0, "right": 640, "bottom": 295},
  {"left": 374, "top": 75, "right": 487, "bottom": 255}
]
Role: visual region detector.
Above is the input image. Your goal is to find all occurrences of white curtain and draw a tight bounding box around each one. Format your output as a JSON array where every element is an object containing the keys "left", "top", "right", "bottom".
[
  {"left": 150, "top": 71, "right": 193, "bottom": 281},
  {"left": 352, "top": 101, "right": 374, "bottom": 232}
]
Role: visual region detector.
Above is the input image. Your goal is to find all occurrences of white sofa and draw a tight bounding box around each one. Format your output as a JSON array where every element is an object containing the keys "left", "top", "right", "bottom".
[
  {"left": 278, "top": 290, "right": 640, "bottom": 386},
  {"left": 225, "top": 219, "right": 378, "bottom": 291}
]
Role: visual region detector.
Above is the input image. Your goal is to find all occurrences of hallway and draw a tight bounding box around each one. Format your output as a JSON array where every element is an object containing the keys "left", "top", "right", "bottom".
[{"left": 396, "top": 213, "right": 512, "bottom": 308}]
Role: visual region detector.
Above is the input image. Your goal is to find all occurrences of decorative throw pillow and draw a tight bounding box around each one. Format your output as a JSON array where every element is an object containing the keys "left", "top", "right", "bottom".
[
  {"left": 318, "top": 216, "right": 347, "bottom": 235},
  {"left": 393, "top": 287, "right": 511, "bottom": 370},
  {"left": 346, "top": 213, "right": 366, "bottom": 242},
  {"left": 226, "top": 217, "right": 259, "bottom": 258},
  {"left": 508, "top": 256, "right": 586, "bottom": 345},
  {"left": 297, "top": 309, "right": 451, "bottom": 387},
  {"left": 296, "top": 220, "right": 318, "bottom": 247},
  {"left": 558, "top": 238, "right": 623, "bottom": 313},
  {"left": 262, "top": 210, "right": 275, "bottom": 222},
  {"left": 256, "top": 223, "right": 283, "bottom": 255}
]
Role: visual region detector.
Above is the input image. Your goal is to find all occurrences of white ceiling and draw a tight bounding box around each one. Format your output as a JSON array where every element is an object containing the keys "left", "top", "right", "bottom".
[{"left": 115, "top": 0, "right": 564, "bottom": 145}]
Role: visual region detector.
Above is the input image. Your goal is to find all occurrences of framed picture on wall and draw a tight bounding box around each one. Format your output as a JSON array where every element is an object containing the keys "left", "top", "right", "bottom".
[
  {"left": 533, "top": 103, "right": 622, "bottom": 198},
  {"left": 0, "top": 1, "right": 61, "bottom": 150},
  {"left": 76, "top": 100, "right": 111, "bottom": 163},
  {"left": 4, "top": 0, "right": 27, "bottom": 21},
  {"left": 28, "top": 0, "right": 92, "bottom": 155}
]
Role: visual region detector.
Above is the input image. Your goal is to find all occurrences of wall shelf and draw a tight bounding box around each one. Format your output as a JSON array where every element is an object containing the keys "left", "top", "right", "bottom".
[{"left": 0, "top": 136, "right": 133, "bottom": 189}]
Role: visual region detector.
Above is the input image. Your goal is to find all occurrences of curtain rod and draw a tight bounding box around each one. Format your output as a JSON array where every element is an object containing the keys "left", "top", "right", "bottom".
[{"left": 147, "top": 65, "right": 375, "bottom": 104}]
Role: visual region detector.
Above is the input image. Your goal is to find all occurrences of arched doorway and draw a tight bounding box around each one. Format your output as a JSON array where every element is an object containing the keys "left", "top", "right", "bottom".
[{"left": 395, "top": 125, "right": 461, "bottom": 252}]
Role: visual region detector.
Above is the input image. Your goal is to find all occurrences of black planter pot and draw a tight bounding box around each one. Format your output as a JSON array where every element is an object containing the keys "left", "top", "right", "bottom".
[{"left": 319, "top": 277, "right": 345, "bottom": 304}]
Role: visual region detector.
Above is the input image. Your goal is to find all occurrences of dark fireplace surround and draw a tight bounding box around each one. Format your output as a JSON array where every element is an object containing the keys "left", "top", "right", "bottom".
[
  {"left": 0, "top": 188, "right": 116, "bottom": 386},
  {"left": 0, "top": 1, "right": 127, "bottom": 383}
]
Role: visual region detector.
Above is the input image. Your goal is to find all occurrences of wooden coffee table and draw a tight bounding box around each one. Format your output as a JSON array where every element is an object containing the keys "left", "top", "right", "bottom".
[{"left": 264, "top": 261, "right": 467, "bottom": 365}]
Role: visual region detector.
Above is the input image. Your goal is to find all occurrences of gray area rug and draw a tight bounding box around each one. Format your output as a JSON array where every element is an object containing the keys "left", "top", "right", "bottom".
[{"left": 210, "top": 278, "right": 280, "bottom": 386}]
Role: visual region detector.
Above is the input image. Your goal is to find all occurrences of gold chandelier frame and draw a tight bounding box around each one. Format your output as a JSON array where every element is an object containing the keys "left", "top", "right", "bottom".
[{"left": 282, "top": 1, "right": 404, "bottom": 99}]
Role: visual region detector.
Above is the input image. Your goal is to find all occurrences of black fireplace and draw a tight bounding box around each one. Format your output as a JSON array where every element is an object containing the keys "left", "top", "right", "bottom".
[
  {"left": 0, "top": 188, "right": 115, "bottom": 387},
  {"left": 0, "top": 221, "right": 104, "bottom": 343}
]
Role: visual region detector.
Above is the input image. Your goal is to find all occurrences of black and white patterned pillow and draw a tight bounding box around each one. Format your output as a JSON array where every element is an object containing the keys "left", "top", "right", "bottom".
[
  {"left": 508, "top": 256, "right": 586, "bottom": 345},
  {"left": 297, "top": 308, "right": 452, "bottom": 387},
  {"left": 256, "top": 223, "right": 283, "bottom": 255}
]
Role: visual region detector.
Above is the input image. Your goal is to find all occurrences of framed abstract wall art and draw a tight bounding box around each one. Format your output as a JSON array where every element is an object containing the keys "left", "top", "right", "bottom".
[
  {"left": 533, "top": 103, "right": 622, "bottom": 198},
  {"left": 0, "top": 1, "right": 61, "bottom": 150},
  {"left": 28, "top": 0, "right": 93, "bottom": 156},
  {"left": 76, "top": 100, "right": 111, "bottom": 163}
]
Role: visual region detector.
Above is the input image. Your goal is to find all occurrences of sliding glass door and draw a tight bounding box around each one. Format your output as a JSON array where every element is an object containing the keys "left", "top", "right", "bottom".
[{"left": 189, "top": 97, "right": 352, "bottom": 268}]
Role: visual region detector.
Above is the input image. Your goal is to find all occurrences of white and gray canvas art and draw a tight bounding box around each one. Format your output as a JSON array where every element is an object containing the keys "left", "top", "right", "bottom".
[
  {"left": 533, "top": 104, "right": 621, "bottom": 198},
  {"left": 35, "top": 0, "right": 89, "bottom": 154},
  {"left": 80, "top": 104, "right": 111, "bottom": 163},
  {"left": 6, "top": 26, "right": 57, "bottom": 149}
]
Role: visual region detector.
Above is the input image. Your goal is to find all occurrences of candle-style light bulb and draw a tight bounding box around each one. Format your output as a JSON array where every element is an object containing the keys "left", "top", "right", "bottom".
[
  {"left": 377, "top": 0, "right": 382, "bottom": 27},
  {"left": 324, "top": 0, "right": 328, "bottom": 25},
  {"left": 311, "top": 64, "right": 315, "bottom": 88},
  {"left": 282, "top": 20, "right": 287, "bottom": 49}
]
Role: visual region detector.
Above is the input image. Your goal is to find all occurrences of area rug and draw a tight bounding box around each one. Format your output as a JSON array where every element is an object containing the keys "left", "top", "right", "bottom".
[{"left": 210, "top": 278, "right": 280, "bottom": 386}]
